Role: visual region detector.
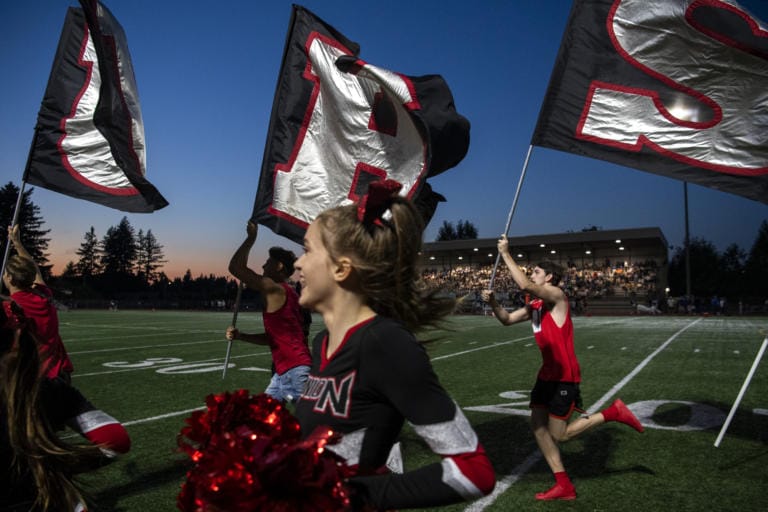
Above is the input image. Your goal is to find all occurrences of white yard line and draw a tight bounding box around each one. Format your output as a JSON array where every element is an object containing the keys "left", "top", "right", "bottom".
[
  {"left": 110, "top": 336, "right": 527, "bottom": 427},
  {"left": 123, "top": 406, "right": 207, "bottom": 426},
  {"left": 463, "top": 317, "right": 703, "bottom": 512},
  {"left": 431, "top": 335, "right": 534, "bottom": 361},
  {"left": 68, "top": 338, "right": 228, "bottom": 355}
]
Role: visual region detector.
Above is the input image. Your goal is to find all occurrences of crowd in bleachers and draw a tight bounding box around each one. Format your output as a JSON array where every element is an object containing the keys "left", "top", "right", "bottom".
[{"left": 421, "top": 259, "right": 661, "bottom": 313}]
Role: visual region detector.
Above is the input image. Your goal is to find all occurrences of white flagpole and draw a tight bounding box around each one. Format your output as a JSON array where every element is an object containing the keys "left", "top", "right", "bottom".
[
  {"left": 714, "top": 336, "right": 768, "bottom": 447},
  {"left": 222, "top": 281, "right": 245, "bottom": 379},
  {"left": 489, "top": 144, "right": 534, "bottom": 290}
]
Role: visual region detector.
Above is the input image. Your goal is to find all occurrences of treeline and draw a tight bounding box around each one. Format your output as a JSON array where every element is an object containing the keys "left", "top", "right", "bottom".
[
  {"left": 2, "top": 182, "right": 767, "bottom": 309},
  {"left": 1, "top": 182, "right": 243, "bottom": 308},
  {"left": 666, "top": 221, "right": 768, "bottom": 302}
]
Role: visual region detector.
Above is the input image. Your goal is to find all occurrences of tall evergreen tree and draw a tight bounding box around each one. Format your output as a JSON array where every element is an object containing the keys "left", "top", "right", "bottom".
[
  {"left": 436, "top": 219, "right": 479, "bottom": 241},
  {"left": 0, "top": 182, "right": 51, "bottom": 277},
  {"left": 100, "top": 217, "right": 137, "bottom": 276},
  {"left": 668, "top": 237, "right": 720, "bottom": 297},
  {"left": 75, "top": 226, "right": 102, "bottom": 279},
  {"left": 436, "top": 220, "right": 457, "bottom": 241},
  {"left": 456, "top": 219, "right": 478, "bottom": 239},
  {"left": 718, "top": 243, "right": 747, "bottom": 299},
  {"left": 136, "top": 229, "right": 166, "bottom": 284}
]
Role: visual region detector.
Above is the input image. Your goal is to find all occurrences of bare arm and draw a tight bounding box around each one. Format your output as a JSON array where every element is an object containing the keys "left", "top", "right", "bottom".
[
  {"left": 481, "top": 290, "right": 530, "bottom": 325},
  {"left": 228, "top": 221, "right": 284, "bottom": 300},
  {"left": 225, "top": 326, "right": 270, "bottom": 346},
  {"left": 8, "top": 225, "right": 45, "bottom": 286},
  {"left": 497, "top": 235, "right": 563, "bottom": 305}
]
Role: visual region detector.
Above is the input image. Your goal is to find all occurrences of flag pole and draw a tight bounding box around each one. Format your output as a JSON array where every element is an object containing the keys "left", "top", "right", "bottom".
[
  {"left": 1, "top": 127, "right": 39, "bottom": 279},
  {"left": 714, "top": 336, "right": 768, "bottom": 447},
  {"left": 222, "top": 281, "right": 245, "bottom": 379},
  {"left": 489, "top": 144, "right": 534, "bottom": 289}
]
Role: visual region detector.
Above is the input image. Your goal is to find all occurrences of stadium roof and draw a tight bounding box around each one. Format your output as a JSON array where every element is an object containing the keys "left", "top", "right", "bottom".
[{"left": 420, "top": 227, "right": 669, "bottom": 267}]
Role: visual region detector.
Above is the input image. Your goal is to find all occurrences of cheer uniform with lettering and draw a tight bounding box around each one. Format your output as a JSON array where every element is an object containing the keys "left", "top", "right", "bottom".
[{"left": 295, "top": 316, "right": 495, "bottom": 510}]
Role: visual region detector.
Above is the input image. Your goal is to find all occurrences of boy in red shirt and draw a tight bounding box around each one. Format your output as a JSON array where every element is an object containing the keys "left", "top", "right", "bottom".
[{"left": 482, "top": 234, "right": 643, "bottom": 501}]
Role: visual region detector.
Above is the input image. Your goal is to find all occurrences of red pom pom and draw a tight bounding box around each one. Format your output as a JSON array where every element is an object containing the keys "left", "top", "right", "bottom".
[{"left": 177, "top": 390, "right": 354, "bottom": 512}]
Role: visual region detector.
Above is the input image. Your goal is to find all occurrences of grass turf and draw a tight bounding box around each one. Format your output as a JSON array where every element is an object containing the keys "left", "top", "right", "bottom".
[{"left": 56, "top": 310, "right": 768, "bottom": 511}]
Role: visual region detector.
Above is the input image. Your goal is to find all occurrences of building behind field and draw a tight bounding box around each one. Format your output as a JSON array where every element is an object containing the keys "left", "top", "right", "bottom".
[{"left": 419, "top": 227, "right": 669, "bottom": 315}]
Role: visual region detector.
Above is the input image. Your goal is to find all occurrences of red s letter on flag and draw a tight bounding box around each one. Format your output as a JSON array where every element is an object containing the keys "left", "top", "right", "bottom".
[
  {"left": 252, "top": 5, "right": 469, "bottom": 244},
  {"left": 532, "top": 0, "right": 768, "bottom": 204}
]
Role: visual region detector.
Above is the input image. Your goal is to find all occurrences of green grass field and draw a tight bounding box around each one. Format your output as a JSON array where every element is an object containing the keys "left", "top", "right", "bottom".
[{"left": 59, "top": 310, "right": 768, "bottom": 511}]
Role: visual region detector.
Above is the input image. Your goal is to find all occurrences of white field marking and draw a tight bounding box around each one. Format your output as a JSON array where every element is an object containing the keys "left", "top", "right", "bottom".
[
  {"left": 463, "top": 317, "right": 703, "bottom": 512},
  {"left": 73, "top": 351, "right": 271, "bottom": 377},
  {"left": 430, "top": 336, "right": 534, "bottom": 362},
  {"left": 123, "top": 406, "right": 207, "bottom": 426},
  {"left": 117, "top": 337, "right": 533, "bottom": 430},
  {"left": 61, "top": 330, "right": 220, "bottom": 344},
  {"left": 62, "top": 325, "right": 229, "bottom": 341},
  {"left": 61, "top": 321, "right": 207, "bottom": 332},
  {"left": 67, "top": 338, "right": 228, "bottom": 355},
  {"left": 755, "top": 409, "right": 768, "bottom": 416},
  {"left": 68, "top": 339, "right": 226, "bottom": 355}
]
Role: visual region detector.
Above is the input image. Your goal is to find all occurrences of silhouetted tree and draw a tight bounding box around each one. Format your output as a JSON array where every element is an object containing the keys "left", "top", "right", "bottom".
[
  {"left": 0, "top": 182, "right": 51, "bottom": 277},
  {"left": 668, "top": 237, "right": 719, "bottom": 297},
  {"left": 136, "top": 229, "right": 166, "bottom": 284},
  {"left": 75, "top": 226, "right": 102, "bottom": 279},
  {"left": 718, "top": 243, "right": 747, "bottom": 299},
  {"left": 101, "top": 217, "right": 137, "bottom": 276},
  {"left": 456, "top": 220, "right": 478, "bottom": 239},
  {"left": 436, "top": 220, "right": 478, "bottom": 241}
]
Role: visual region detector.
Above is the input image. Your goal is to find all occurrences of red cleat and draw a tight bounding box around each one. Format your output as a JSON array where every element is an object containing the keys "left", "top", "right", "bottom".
[
  {"left": 611, "top": 398, "right": 644, "bottom": 433},
  {"left": 535, "top": 483, "right": 576, "bottom": 501}
]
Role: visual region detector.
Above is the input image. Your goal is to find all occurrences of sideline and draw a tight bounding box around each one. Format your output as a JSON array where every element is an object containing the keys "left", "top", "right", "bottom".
[{"left": 463, "top": 317, "right": 703, "bottom": 512}]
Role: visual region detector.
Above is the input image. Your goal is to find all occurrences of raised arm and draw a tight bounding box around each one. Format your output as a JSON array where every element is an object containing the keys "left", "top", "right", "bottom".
[
  {"left": 228, "top": 221, "right": 281, "bottom": 297},
  {"left": 496, "top": 235, "right": 563, "bottom": 305},
  {"left": 8, "top": 225, "right": 45, "bottom": 286}
]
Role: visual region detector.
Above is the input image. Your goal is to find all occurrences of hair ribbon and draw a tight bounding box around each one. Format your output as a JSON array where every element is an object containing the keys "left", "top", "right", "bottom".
[{"left": 356, "top": 179, "right": 403, "bottom": 227}]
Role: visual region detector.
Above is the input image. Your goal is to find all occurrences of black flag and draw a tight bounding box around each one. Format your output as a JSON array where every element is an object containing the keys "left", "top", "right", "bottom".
[
  {"left": 251, "top": 5, "right": 469, "bottom": 243},
  {"left": 532, "top": 0, "right": 768, "bottom": 204},
  {"left": 25, "top": 0, "right": 168, "bottom": 213}
]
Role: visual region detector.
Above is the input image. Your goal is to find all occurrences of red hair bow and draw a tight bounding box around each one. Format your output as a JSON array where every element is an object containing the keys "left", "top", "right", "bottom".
[{"left": 356, "top": 179, "right": 403, "bottom": 227}]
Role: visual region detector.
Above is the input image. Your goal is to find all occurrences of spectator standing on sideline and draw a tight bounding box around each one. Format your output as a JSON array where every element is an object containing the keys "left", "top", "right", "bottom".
[
  {"left": 4, "top": 225, "right": 131, "bottom": 458},
  {"left": 482, "top": 234, "right": 644, "bottom": 501},
  {"left": 293, "top": 181, "right": 495, "bottom": 510},
  {"left": 226, "top": 221, "right": 311, "bottom": 404}
]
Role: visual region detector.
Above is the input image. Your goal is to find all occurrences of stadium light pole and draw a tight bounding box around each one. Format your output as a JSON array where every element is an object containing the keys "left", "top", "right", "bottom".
[{"left": 684, "top": 182, "right": 691, "bottom": 300}]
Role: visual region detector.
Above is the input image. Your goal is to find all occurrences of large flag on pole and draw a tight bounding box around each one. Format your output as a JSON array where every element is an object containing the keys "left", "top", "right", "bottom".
[
  {"left": 531, "top": 0, "right": 768, "bottom": 204},
  {"left": 25, "top": 0, "right": 168, "bottom": 213},
  {"left": 251, "top": 5, "right": 470, "bottom": 244}
]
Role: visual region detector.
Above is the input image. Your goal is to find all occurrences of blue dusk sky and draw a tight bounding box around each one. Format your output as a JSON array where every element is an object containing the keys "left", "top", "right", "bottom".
[{"left": 1, "top": 0, "right": 766, "bottom": 279}]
